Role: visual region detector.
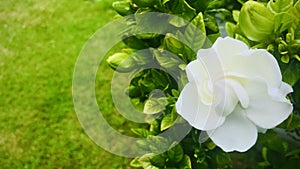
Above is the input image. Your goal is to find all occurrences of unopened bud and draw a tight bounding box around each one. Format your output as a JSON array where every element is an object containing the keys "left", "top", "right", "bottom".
[
  {"left": 239, "top": 1, "right": 275, "bottom": 42},
  {"left": 106, "top": 51, "right": 135, "bottom": 72},
  {"left": 112, "top": 1, "right": 134, "bottom": 16}
]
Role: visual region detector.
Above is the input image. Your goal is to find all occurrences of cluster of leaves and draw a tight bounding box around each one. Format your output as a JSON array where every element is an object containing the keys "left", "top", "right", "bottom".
[
  {"left": 130, "top": 129, "right": 232, "bottom": 169},
  {"left": 106, "top": 0, "right": 300, "bottom": 168}
]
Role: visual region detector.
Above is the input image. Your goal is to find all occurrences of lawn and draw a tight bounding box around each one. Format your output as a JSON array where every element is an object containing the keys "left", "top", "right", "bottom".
[{"left": 0, "top": 0, "right": 132, "bottom": 168}]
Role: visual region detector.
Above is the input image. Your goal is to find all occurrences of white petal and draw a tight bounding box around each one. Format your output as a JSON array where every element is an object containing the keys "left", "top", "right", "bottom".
[
  {"left": 279, "top": 82, "right": 293, "bottom": 96},
  {"left": 213, "top": 80, "right": 238, "bottom": 116},
  {"left": 176, "top": 83, "right": 225, "bottom": 130},
  {"left": 196, "top": 47, "right": 225, "bottom": 82},
  {"left": 213, "top": 37, "right": 249, "bottom": 60},
  {"left": 223, "top": 49, "right": 282, "bottom": 88},
  {"left": 207, "top": 106, "right": 258, "bottom": 152},
  {"left": 244, "top": 79, "right": 293, "bottom": 129},
  {"left": 186, "top": 59, "right": 208, "bottom": 84},
  {"left": 226, "top": 78, "right": 249, "bottom": 108},
  {"left": 269, "top": 82, "right": 293, "bottom": 102}
]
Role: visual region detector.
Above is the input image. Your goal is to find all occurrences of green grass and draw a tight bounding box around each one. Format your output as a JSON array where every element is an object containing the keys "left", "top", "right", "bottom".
[{"left": 0, "top": 0, "right": 134, "bottom": 168}]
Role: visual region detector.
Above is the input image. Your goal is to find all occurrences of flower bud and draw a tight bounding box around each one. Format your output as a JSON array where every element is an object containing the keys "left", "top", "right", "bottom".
[
  {"left": 239, "top": 1, "right": 275, "bottom": 42},
  {"left": 132, "top": 0, "right": 155, "bottom": 8},
  {"left": 112, "top": 1, "right": 134, "bottom": 16},
  {"left": 106, "top": 51, "right": 135, "bottom": 72}
]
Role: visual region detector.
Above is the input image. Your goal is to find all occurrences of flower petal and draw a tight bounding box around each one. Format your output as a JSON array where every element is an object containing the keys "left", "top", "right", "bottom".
[
  {"left": 223, "top": 49, "right": 282, "bottom": 88},
  {"left": 186, "top": 59, "right": 208, "bottom": 84},
  {"left": 213, "top": 80, "right": 238, "bottom": 117},
  {"left": 244, "top": 79, "right": 293, "bottom": 129},
  {"left": 213, "top": 37, "right": 249, "bottom": 59},
  {"left": 176, "top": 83, "right": 225, "bottom": 130},
  {"left": 196, "top": 47, "right": 225, "bottom": 82},
  {"left": 207, "top": 106, "right": 258, "bottom": 152},
  {"left": 226, "top": 78, "right": 249, "bottom": 108}
]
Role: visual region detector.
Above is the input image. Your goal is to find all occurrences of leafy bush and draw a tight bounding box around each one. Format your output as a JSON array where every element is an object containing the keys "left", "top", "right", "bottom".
[{"left": 107, "top": 0, "right": 300, "bottom": 168}]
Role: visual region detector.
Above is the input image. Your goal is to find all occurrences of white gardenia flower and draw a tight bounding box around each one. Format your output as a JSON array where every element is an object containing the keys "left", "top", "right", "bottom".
[{"left": 176, "top": 37, "right": 293, "bottom": 152}]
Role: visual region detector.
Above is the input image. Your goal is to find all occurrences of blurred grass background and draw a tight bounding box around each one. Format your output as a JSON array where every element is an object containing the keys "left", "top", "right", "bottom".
[{"left": 0, "top": 0, "right": 134, "bottom": 168}]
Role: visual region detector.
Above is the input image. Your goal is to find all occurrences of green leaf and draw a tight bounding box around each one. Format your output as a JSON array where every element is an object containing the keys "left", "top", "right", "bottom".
[
  {"left": 153, "top": 49, "right": 182, "bottom": 70},
  {"left": 225, "top": 22, "right": 236, "bottom": 37},
  {"left": 131, "top": 128, "right": 150, "bottom": 138},
  {"left": 203, "top": 13, "right": 219, "bottom": 33},
  {"left": 130, "top": 98, "right": 145, "bottom": 112},
  {"left": 171, "top": 89, "right": 179, "bottom": 97},
  {"left": 179, "top": 154, "right": 192, "bottom": 169},
  {"left": 267, "top": 0, "right": 294, "bottom": 32},
  {"left": 169, "top": 16, "right": 188, "bottom": 27},
  {"left": 123, "top": 36, "right": 148, "bottom": 49},
  {"left": 281, "top": 54, "right": 290, "bottom": 63},
  {"left": 151, "top": 69, "right": 169, "bottom": 88},
  {"left": 147, "top": 135, "right": 170, "bottom": 153},
  {"left": 150, "top": 119, "right": 160, "bottom": 135},
  {"left": 171, "top": 0, "right": 196, "bottom": 21},
  {"left": 232, "top": 10, "right": 240, "bottom": 23},
  {"left": 167, "top": 142, "right": 184, "bottom": 163},
  {"left": 278, "top": 113, "right": 300, "bottom": 130},
  {"left": 292, "top": 1, "right": 300, "bottom": 22},
  {"left": 207, "top": 32, "right": 221, "bottom": 43},
  {"left": 164, "top": 33, "right": 184, "bottom": 55},
  {"left": 112, "top": 1, "right": 135, "bottom": 16},
  {"left": 274, "top": 11, "right": 295, "bottom": 33},
  {"left": 235, "top": 34, "right": 251, "bottom": 47},
  {"left": 184, "top": 12, "right": 206, "bottom": 52},
  {"left": 282, "top": 60, "right": 300, "bottom": 86},
  {"left": 139, "top": 153, "right": 165, "bottom": 169},
  {"left": 144, "top": 96, "right": 167, "bottom": 114},
  {"left": 267, "top": 0, "right": 293, "bottom": 14},
  {"left": 130, "top": 158, "right": 142, "bottom": 168},
  {"left": 161, "top": 107, "right": 178, "bottom": 131}
]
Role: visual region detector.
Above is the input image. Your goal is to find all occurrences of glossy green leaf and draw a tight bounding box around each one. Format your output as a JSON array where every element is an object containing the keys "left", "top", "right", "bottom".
[
  {"left": 169, "top": 16, "right": 189, "bottom": 27},
  {"left": 167, "top": 142, "right": 184, "bottom": 163},
  {"left": 131, "top": 128, "right": 150, "bottom": 138},
  {"left": 150, "top": 119, "right": 160, "bottom": 135},
  {"left": 153, "top": 49, "right": 182, "bottom": 70},
  {"left": 179, "top": 154, "right": 192, "bottom": 169},
  {"left": 144, "top": 96, "right": 167, "bottom": 114},
  {"left": 171, "top": 89, "right": 179, "bottom": 97},
  {"left": 161, "top": 107, "right": 178, "bottom": 131},
  {"left": 112, "top": 1, "right": 135, "bottom": 16},
  {"left": 139, "top": 153, "right": 165, "bottom": 169},
  {"left": 282, "top": 60, "right": 300, "bottom": 86},
  {"left": 225, "top": 22, "right": 236, "bottom": 37},
  {"left": 184, "top": 12, "right": 206, "bottom": 52},
  {"left": 151, "top": 69, "right": 169, "bottom": 88},
  {"left": 203, "top": 13, "right": 219, "bottom": 33},
  {"left": 164, "top": 33, "right": 184, "bottom": 55},
  {"left": 235, "top": 34, "right": 251, "bottom": 47},
  {"left": 123, "top": 36, "right": 148, "bottom": 49},
  {"left": 171, "top": 0, "right": 196, "bottom": 21},
  {"left": 232, "top": 10, "right": 240, "bottom": 23},
  {"left": 147, "top": 135, "right": 170, "bottom": 153},
  {"left": 130, "top": 158, "right": 142, "bottom": 168}
]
